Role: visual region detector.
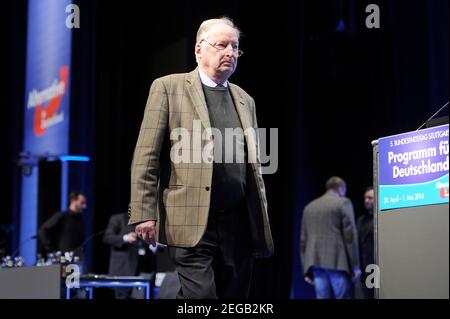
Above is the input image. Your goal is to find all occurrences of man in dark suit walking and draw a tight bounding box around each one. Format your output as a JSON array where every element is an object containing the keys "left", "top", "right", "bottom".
[
  {"left": 300, "top": 176, "right": 360, "bottom": 299},
  {"left": 103, "top": 212, "right": 156, "bottom": 299}
]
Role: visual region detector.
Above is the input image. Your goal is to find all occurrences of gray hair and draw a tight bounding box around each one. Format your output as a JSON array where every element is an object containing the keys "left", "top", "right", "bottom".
[{"left": 196, "top": 17, "right": 241, "bottom": 43}]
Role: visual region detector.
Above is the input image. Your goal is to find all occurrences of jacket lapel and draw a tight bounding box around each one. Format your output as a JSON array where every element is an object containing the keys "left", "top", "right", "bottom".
[
  {"left": 229, "top": 84, "right": 252, "bottom": 132},
  {"left": 185, "top": 68, "right": 211, "bottom": 129},
  {"left": 229, "top": 84, "right": 258, "bottom": 166}
]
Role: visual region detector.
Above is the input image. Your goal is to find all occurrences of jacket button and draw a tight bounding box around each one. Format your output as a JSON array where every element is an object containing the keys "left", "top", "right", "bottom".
[{"left": 205, "top": 186, "right": 210, "bottom": 191}]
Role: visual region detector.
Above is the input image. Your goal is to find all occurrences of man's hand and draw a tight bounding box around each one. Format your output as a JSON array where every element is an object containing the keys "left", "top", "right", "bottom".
[
  {"left": 135, "top": 220, "right": 157, "bottom": 246},
  {"left": 126, "top": 232, "right": 137, "bottom": 243},
  {"left": 304, "top": 275, "right": 314, "bottom": 286}
]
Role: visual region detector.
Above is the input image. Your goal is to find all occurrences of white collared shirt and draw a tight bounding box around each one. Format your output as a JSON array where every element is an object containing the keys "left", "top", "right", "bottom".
[{"left": 198, "top": 68, "right": 228, "bottom": 87}]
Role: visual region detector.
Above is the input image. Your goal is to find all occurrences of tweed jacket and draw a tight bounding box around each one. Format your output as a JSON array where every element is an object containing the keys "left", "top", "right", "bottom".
[{"left": 129, "top": 68, "right": 274, "bottom": 258}]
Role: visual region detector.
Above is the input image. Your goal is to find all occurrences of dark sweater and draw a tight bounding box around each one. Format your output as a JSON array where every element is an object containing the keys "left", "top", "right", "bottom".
[{"left": 202, "top": 84, "right": 247, "bottom": 211}]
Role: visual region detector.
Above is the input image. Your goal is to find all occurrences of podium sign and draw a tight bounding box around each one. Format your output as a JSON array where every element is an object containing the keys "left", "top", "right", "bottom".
[{"left": 378, "top": 124, "right": 449, "bottom": 210}]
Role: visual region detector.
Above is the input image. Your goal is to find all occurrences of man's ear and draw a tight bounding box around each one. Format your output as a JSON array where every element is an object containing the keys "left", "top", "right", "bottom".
[{"left": 195, "top": 43, "right": 202, "bottom": 61}]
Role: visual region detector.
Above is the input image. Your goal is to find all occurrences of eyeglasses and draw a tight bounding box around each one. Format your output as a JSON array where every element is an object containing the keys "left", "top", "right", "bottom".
[{"left": 201, "top": 39, "right": 244, "bottom": 57}]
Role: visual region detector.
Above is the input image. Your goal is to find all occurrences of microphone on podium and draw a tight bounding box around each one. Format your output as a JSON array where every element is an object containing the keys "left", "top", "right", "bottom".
[{"left": 416, "top": 101, "right": 449, "bottom": 130}]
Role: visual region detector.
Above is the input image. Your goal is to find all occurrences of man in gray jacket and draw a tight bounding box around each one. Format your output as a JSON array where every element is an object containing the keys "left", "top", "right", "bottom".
[{"left": 300, "top": 176, "right": 360, "bottom": 299}]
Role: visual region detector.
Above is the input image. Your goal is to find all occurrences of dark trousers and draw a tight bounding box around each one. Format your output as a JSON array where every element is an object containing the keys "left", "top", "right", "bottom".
[{"left": 168, "top": 202, "right": 253, "bottom": 299}]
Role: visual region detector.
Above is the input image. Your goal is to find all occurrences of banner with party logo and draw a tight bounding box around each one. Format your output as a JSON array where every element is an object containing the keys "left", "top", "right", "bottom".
[{"left": 20, "top": 0, "right": 73, "bottom": 265}]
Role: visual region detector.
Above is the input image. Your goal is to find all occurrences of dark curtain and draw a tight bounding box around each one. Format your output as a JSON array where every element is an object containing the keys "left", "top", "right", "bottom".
[{"left": 2, "top": 0, "right": 27, "bottom": 257}]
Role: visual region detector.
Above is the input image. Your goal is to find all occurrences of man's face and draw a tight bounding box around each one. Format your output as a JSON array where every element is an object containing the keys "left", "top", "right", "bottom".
[
  {"left": 72, "top": 195, "right": 87, "bottom": 213},
  {"left": 364, "top": 189, "right": 374, "bottom": 212},
  {"left": 195, "top": 24, "right": 240, "bottom": 82}
]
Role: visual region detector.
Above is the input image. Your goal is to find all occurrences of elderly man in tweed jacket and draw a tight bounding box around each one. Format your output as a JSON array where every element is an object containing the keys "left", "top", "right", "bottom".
[{"left": 128, "top": 17, "right": 273, "bottom": 299}]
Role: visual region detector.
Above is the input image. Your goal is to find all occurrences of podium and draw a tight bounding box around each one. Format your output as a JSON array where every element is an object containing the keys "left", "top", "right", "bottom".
[
  {"left": 372, "top": 124, "right": 449, "bottom": 298},
  {"left": 0, "top": 265, "right": 62, "bottom": 299},
  {"left": 0, "top": 266, "right": 153, "bottom": 299}
]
